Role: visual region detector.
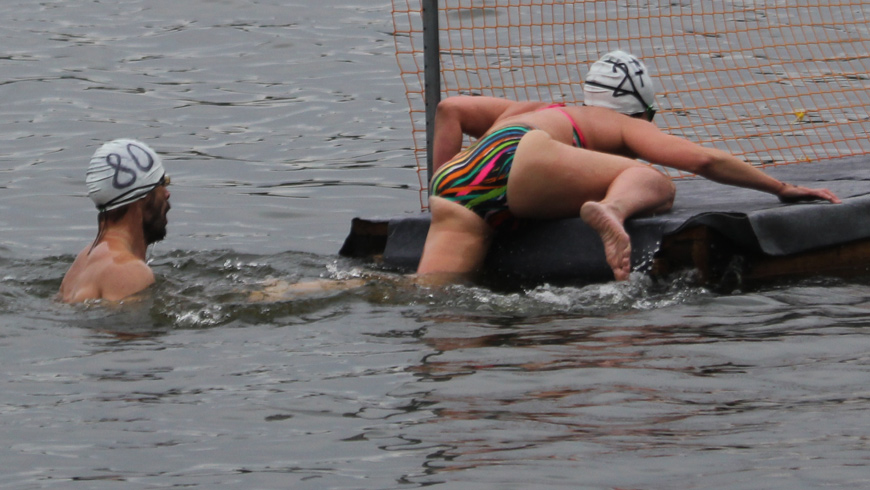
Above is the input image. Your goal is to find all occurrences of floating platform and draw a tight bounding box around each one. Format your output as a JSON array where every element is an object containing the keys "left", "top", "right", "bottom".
[{"left": 340, "top": 156, "right": 870, "bottom": 289}]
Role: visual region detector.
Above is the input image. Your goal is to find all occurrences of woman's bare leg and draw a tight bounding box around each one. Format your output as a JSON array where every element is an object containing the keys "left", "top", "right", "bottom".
[
  {"left": 580, "top": 165, "right": 676, "bottom": 279},
  {"left": 508, "top": 130, "right": 675, "bottom": 280},
  {"left": 416, "top": 196, "right": 494, "bottom": 284}
]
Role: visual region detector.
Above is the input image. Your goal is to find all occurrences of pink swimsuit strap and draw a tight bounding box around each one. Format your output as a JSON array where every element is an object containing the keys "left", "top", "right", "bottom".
[{"left": 536, "top": 103, "right": 586, "bottom": 148}]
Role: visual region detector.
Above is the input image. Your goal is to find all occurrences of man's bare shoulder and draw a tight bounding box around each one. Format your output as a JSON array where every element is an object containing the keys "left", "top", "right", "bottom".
[
  {"left": 96, "top": 255, "right": 155, "bottom": 302},
  {"left": 60, "top": 245, "right": 154, "bottom": 303}
]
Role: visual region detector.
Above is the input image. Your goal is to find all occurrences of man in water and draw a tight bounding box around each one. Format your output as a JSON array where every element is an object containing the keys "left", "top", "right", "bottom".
[
  {"left": 419, "top": 50, "right": 840, "bottom": 282},
  {"left": 59, "top": 139, "right": 171, "bottom": 303}
]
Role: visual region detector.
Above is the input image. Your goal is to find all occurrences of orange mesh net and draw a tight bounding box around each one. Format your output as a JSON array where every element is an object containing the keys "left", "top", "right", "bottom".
[{"left": 391, "top": 0, "right": 870, "bottom": 208}]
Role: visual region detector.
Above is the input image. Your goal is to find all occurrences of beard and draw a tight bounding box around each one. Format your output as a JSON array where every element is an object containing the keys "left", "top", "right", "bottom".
[
  {"left": 143, "top": 199, "right": 169, "bottom": 245},
  {"left": 143, "top": 217, "right": 167, "bottom": 245}
]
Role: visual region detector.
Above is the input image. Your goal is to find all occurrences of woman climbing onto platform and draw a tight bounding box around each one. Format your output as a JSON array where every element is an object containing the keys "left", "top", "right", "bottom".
[{"left": 420, "top": 50, "right": 841, "bottom": 282}]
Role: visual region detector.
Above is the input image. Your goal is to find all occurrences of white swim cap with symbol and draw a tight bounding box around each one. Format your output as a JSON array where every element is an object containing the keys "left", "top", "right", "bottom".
[
  {"left": 86, "top": 139, "right": 165, "bottom": 212},
  {"left": 583, "top": 50, "right": 656, "bottom": 117}
]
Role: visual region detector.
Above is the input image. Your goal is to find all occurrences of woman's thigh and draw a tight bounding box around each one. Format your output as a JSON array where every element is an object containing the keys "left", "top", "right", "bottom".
[
  {"left": 506, "top": 130, "right": 647, "bottom": 219},
  {"left": 416, "top": 196, "right": 493, "bottom": 278}
]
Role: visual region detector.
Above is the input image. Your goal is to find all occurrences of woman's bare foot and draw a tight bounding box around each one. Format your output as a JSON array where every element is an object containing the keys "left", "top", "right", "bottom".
[{"left": 580, "top": 201, "right": 632, "bottom": 281}]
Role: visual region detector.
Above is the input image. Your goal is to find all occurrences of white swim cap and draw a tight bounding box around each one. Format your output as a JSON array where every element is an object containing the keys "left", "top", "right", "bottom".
[
  {"left": 86, "top": 139, "right": 165, "bottom": 212},
  {"left": 584, "top": 50, "right": 656, "bottom": 117}
]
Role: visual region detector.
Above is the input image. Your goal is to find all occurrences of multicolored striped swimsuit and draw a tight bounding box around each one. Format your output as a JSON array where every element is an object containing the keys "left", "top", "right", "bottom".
[
  {"left": 429, "top": 125, "right": 532, "bottom": 229},
  {"left": 430, "top": 109, "right": 587, "bottom": 230}
]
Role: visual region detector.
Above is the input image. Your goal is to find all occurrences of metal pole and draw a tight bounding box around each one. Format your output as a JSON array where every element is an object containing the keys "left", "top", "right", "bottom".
[{"left": 422, "top": 0, "right": 441, "bottom": 184}]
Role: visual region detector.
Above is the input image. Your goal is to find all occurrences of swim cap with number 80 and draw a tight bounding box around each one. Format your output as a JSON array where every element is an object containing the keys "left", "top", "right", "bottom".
[{"left": 86, "top": 139, "right": 165, "bottom": 212}]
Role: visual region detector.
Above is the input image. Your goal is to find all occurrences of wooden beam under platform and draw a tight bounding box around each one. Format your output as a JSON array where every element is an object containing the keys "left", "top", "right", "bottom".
[{"left": 650, "top": 225, "right": 870, "bottom": 290}]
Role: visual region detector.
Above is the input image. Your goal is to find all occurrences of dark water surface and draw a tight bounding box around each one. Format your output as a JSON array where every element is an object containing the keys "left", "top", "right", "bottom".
[{"left": 2, "top": 1, "right": 870, "bottom": 489}]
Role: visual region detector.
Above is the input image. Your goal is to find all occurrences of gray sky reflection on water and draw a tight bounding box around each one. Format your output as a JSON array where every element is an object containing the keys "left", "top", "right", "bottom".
[{"left": 0, "top": 0, "right": 417, "bottom": 259}]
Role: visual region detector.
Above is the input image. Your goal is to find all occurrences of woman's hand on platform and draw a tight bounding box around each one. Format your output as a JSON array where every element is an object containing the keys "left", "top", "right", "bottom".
[{"left": 777, "top": 183, "right": 842, "bottom": 204}]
